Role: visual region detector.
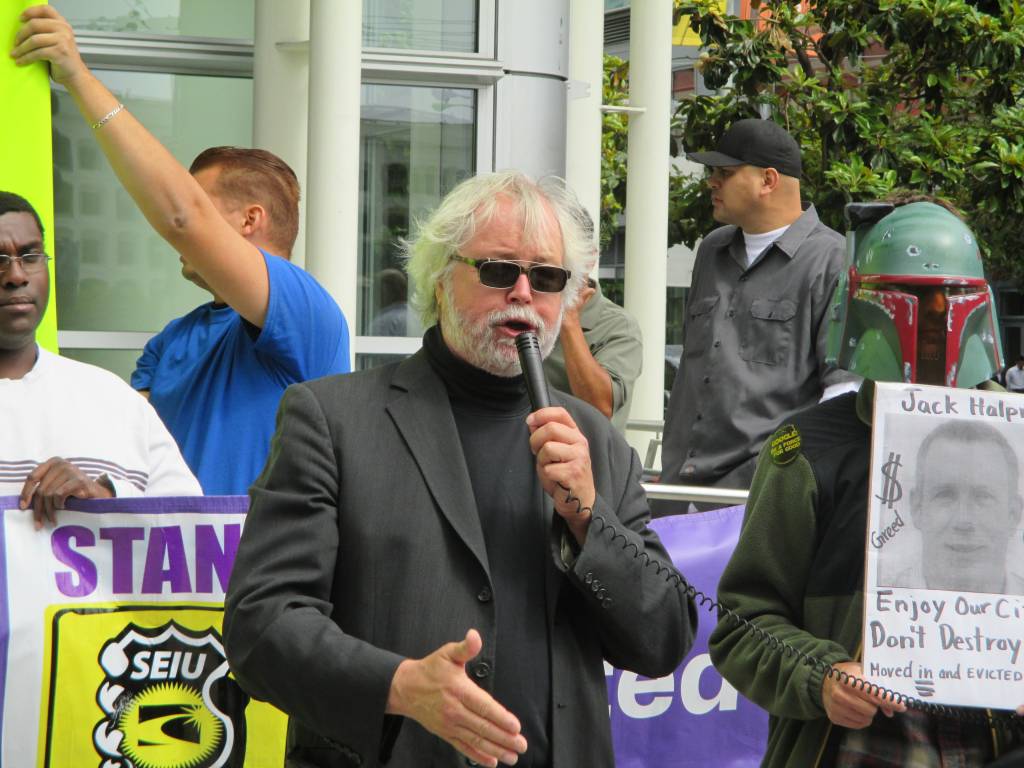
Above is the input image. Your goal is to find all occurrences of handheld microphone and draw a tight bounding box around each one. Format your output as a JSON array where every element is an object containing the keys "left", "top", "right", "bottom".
[{"left": 515, "top": 331, "right": 550, "bottom": 411}]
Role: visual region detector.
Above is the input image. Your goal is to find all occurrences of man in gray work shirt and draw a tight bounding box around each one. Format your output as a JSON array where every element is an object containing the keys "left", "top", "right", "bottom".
[{"left": 659, "top": 119, "right": 856, "bottom": 508}]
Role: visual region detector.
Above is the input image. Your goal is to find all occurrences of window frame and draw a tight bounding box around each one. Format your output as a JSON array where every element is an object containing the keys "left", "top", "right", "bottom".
[{"left": 57, "top": 4, "right": 499, "bottom": 365}]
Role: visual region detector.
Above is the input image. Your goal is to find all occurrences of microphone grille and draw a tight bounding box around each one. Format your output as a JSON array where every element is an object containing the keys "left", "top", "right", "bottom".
[{"left": 514, "top": 331, "right": 541, "bottom": 354}]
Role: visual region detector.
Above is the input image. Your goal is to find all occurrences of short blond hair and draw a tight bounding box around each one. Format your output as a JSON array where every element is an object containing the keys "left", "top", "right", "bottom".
[{"left": 190, "top": 147, "right": 301, "bottom": 257}]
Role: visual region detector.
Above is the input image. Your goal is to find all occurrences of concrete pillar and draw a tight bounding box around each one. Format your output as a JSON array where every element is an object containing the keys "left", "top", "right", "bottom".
[
  {"left": 623, "top": 0, "right": 672, "bottom": 440},
  {"left": 565, "top": 0, "right": 603, "bottom": 253},
  {"left": 305, "top": 0, "right": 361, "bottom": 366},
  {"left": 253, "top": 0, "right": 310, "bottom": 267}
]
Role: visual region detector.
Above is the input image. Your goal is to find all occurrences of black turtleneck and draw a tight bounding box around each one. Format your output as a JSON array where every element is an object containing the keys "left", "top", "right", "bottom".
[{"left": 423, "top": 325, "right": 552, "bottom": 767}]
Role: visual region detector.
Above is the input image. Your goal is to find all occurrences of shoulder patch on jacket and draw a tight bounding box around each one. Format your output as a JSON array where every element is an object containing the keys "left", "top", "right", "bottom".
[{"left": 769, "top": 424, "right": 802, "bottom": 466}]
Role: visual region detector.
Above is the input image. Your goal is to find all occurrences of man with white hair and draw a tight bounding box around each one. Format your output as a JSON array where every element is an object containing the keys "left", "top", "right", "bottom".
[{"left": 223, "top": 171, "right": 695, "bottom": 768}]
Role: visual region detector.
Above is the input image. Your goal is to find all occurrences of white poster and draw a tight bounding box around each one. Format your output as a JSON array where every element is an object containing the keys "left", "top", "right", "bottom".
[
  {"left": 864, "top": 382, "right": 1024, "bottom": 710},
  {"left": 0, "top": 495, "right": 287, "bottom": 768}
]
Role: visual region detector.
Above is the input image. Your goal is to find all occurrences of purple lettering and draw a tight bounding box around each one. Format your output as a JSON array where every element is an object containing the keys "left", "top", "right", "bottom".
[
  {"left": 141, "top": 527, "right": 191, "bottom": 594},
  {"left": 195, "top": 523, "right": 240, "bottom": 593},
  {"left": 99, "top": 527, "right": 145, "bottom": 593},
  {"left": 51, "top": 526, "right": 97, "bottom": 597}
]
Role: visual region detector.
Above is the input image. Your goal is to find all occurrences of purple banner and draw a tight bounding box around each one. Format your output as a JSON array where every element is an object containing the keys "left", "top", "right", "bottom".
[
  {"left": 0, "top": 496, "right": 766, "bottom": 764},
  {"left": 609, "top": 506, "right": 767, "bottom": 767}
]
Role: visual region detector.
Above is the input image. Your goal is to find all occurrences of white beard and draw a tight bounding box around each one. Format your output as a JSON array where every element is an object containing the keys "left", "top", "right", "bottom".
[{"left": 440, "top": 295, "right": 563, "bottom": 378}]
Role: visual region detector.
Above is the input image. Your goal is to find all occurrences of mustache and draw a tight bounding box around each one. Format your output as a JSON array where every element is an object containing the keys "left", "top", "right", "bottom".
[{"left": 487, "top": 305, "right": 546, "bottom": 333}]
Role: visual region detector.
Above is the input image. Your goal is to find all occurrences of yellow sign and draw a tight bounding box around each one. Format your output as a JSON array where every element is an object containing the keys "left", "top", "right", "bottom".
[
  {"left": 0, "top": 0, "right": 58, "bottom": 352},
  {"left": 39, "top": 603, "right": 286, "bottom": 767},
  {"left": 673, "top": 1, "right": 727, "bottom": 47}
]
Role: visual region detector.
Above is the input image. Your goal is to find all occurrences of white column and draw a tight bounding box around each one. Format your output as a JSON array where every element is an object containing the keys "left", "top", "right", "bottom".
[
  {"left": 565, "top": 0, "right": 603, "bottom": 253},
  {"left": 623, "top": 0, "right": 672, "bottom": 443},
  {"left": 492, "top": 0, "right": 570, "bottom": 177},
  {"left": 253, "top": 0, "right": 310, "bottom": 267},
  {"left": 305, "top": 0, "right": 361, "bottom": 363}
]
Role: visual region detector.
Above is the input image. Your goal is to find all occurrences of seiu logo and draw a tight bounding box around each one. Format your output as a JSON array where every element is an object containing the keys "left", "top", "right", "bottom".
[{"left": 130, "top": 650, "right": 208, "bottom": 681}]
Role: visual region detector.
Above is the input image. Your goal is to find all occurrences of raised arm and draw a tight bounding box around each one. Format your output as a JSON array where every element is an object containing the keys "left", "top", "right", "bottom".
[
  {"left": 557, "top": 284, "right": 615, "bottom": 418},
  {"left": 11, "top": 5, "right": 271, "bottom": 326}
]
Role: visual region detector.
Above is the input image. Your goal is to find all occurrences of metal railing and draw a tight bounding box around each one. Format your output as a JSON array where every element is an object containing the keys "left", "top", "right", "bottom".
[
  {"left": 627, "top": 418, "right": 750, "bottom": 506},
  {"left": 626, "top": 418, "right": 667, "bottom": 477},
  {"left": 641, "top": 483, "right": 748, "bottom": 505}
]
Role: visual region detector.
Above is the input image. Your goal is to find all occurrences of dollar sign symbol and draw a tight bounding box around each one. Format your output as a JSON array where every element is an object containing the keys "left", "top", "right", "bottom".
[{"left": 875, "top": 451, "right": 903, "bottom": 509}]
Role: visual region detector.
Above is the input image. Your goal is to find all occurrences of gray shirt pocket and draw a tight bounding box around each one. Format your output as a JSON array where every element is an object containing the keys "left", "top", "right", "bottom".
[{"left": 739, "top": 298, "right": 797, "bottom": 365}]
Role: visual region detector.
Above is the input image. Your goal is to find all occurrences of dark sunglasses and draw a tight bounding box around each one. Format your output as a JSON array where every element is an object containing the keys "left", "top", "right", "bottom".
[{"left": 450, "top": 254, "right": 571, "bottom": 293}]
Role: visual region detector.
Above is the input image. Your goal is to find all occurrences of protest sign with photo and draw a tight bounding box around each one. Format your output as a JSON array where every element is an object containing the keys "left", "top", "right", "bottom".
[{"left": 864, "top": 382, "right": 1024, "bottom": 710}]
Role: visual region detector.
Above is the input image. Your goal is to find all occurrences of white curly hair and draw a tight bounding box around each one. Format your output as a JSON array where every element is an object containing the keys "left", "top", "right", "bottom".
[{"left": 401, "top": 171, "right": 593, "bottom": 327}]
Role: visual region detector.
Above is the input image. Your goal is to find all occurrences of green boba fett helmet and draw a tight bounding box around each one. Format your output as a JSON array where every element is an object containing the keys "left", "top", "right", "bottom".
[{"left": 825, "top": 201, "right": 1003, "bottom": 387}]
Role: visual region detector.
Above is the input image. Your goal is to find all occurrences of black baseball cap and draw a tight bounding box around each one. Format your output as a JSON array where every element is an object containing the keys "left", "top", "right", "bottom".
[{"left": 687, "top": 118, "right": 802, "bottom": 178}]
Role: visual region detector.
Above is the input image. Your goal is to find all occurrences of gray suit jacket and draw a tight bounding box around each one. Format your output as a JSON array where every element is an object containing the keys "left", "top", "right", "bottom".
[{"left": 223, "top": 350, "right": 696, "bottom": 767}]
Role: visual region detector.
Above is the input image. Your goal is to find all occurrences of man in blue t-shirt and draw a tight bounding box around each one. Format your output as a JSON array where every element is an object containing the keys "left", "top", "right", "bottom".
[
  {"left": 21, "top": 8, "right": 350, "bottom": 495},
  {"left": 127, "top": 146, "right": 351, "bottom": 494}
]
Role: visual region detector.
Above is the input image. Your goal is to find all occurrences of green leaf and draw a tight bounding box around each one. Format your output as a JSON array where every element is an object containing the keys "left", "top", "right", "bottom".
[{"left": 645, "top": 0, "right": 1024, "bottom": 286}]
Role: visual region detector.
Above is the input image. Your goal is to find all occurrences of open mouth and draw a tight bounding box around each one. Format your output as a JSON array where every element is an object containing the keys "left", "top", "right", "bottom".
[{"left": 500, "top": 319, "right": 535, "bottom": 334}]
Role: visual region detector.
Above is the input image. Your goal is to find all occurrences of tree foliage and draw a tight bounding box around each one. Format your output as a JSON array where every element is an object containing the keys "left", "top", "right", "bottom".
[
  {"left": 600, "top": 55, "right": 631, "bottom": 249},
  {"left": 604, "top": 0, "right": 1024, "bottom": 285}
]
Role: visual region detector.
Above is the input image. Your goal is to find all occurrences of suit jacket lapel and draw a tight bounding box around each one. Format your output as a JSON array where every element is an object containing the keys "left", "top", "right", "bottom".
[{"left": 386, "top": 350, "right": 491, "bottom": 576}]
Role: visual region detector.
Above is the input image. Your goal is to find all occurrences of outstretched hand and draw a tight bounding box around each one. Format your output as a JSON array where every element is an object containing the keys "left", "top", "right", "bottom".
[
  {"left": 387, "top": 629, "right": 527, "bottom": 766},
  {"left": 822, "top": 661, "right": 906, "bottom": 729},
  {"left": 11, "top": 5, "right": 88, "bottom": 85}
]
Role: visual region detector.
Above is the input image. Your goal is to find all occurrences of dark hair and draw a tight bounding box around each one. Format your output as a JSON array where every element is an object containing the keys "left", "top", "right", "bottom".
[
  {"left": 916, "top": 420, "right": 1019, "bottom": 501},
  {"left": 0, "top": 192, "right": 44, "bottom": 242},
  {"left": 377, "top": 268, "right": 407, "bottom": 307},
  {"left": 190, "top": 147, "right": 300, "bottom": 256},
  {"left": 885, "top": 190, "right": 964, "bottom": 220}
]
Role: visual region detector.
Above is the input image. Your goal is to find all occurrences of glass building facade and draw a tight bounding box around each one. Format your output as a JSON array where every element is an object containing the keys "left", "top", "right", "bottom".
[{"left": 51, "top": 0, "right": 570, "bottom": 377}]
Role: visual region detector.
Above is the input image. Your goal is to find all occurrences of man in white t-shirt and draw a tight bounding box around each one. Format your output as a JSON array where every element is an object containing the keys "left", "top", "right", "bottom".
[{"left": 0, "top": 191, "right": 200, "bottom": 525}]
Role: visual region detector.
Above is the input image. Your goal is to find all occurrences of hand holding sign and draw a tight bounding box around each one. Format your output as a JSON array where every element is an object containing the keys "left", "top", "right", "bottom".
[
  {"left": 19, "top": 457, "right": 113, "bottom": 529},
  {"left": 822, "top": 661, "right": 906, "bottom": 729},
  {"left": 10, "top": 5, "right": 87, "bottom": 86}
]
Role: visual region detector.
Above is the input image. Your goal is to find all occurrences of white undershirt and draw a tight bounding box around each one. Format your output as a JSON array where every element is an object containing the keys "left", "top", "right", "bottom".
[{"left": 742, "top": 224, "right": 790, "bottom": 267}]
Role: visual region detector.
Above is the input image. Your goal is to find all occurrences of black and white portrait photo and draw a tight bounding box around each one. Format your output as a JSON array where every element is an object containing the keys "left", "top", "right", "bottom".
[{"left": 873, "top": 414, "right": 1024, "bottom": 595}]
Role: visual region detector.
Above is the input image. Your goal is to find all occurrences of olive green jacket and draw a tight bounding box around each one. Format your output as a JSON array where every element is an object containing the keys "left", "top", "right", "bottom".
[
  {"left": 709, "top": 383, "right": 1014, "bottom": 767},
  {"left": 709, "top": 389, "right": 869, "bottom": 767}
]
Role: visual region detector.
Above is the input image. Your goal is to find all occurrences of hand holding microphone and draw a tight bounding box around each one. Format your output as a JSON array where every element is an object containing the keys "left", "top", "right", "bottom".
[{"left": 517, "top": 332, "right": 596, "bottom": 543}]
